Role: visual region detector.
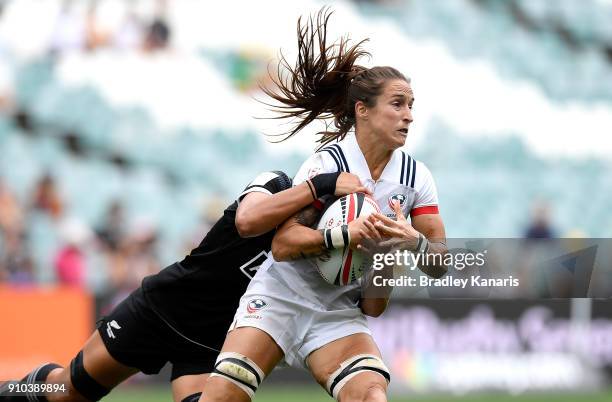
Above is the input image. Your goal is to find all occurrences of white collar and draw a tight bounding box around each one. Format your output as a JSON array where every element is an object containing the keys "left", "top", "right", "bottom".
[{"left": 340, "top": 134, "right": 404, "bottom": 184}]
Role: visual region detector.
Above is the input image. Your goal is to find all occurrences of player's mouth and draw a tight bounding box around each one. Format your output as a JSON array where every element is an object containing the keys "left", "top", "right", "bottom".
[{"left": 397, "top": 128, "right": 408, "bottom": 135}]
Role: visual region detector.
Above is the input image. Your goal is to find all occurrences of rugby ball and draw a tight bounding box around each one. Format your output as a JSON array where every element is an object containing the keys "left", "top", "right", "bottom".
[{"left": 314, "top": 193, "right": 381, "bottom": 286}]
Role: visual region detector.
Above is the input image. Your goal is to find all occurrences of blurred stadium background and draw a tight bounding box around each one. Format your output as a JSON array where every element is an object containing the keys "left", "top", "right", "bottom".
[{"left": 1, "top": 0, "right": 611, "bottom": 401}]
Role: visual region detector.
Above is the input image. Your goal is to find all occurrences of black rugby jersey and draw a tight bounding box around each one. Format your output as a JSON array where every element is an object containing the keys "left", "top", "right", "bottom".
[{"left": 141, "top": 171, "right": 292, "bottom": 349}]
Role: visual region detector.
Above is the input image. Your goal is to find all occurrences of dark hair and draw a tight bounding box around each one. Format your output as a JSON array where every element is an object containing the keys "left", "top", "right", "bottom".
[{"left": 262, "top": 8, "right": 409, "bottom": 149}]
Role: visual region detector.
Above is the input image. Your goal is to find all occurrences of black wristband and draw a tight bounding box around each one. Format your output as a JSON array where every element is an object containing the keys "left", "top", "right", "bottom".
[{"left": 310, "top": 172, "right": 341, "bottom": 197}]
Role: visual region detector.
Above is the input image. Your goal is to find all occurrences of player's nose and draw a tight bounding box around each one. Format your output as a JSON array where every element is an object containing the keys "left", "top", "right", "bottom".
[{"left": 403, "top": 106, "right": 413, "bottom": 123}]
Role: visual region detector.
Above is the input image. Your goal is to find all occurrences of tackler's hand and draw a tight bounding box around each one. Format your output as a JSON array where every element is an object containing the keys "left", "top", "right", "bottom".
[
  {"left": 371, "top": 200, "right": 420, "bottom": 252},
  {"left": 334, "top": 172, "right": 371, "bottom": 196}
]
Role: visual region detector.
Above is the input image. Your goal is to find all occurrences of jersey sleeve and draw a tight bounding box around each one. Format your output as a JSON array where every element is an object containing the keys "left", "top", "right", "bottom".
[
  {"left": 293, "top": 152, "right": 338, "bottom": 186},
  {"left": 237, "top": 171, "right": 292, "bottom": 203},
  {"left": 411, "top": 161, "right": 440, "bottom": 217}
]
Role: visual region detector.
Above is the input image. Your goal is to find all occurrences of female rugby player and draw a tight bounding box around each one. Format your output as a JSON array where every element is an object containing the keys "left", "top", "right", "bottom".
[
  {"left": 198, "top": 9, "right": 448, "bottom": 402},
  {"left": 0, "top": 170, "right": 369, "bottom": 402}
]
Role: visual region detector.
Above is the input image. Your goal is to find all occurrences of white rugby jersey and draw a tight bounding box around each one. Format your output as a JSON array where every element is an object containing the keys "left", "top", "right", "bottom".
[
  {"left": 297, "top": 134, "right": 439, "bottom": 219},
  {"left": 257, "top": 134, "right": 440, "bottom": 310}
]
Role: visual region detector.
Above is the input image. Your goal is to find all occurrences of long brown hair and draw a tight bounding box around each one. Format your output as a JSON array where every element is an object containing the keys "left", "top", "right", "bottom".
[{"left": 262, "top": 7, "right": 408, "bottom": 149}]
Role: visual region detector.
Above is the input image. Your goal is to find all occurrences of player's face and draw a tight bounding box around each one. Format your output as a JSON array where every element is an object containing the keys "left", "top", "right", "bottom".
[{"left": 366, "top": 79, "right": 414, "bottom": 150}]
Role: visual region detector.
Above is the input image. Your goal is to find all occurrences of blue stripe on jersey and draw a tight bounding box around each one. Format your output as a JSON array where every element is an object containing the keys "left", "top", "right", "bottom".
[
  {"left": 328, "top": 145, "right": 346, "bottom": 172},
  {"left": 410, "top": 157, "right": 417, "bottom": 188},
  {"left": 330, "top": 144, "right": 350, "bottom": 173},
  {"left": 322, "top": 148, "right": 342, "bottom": 172},
  {"left": 405, "top": 154, "right": 412, "bottom": 187},
  {"left": 400, "top": 152, "right": 406, "bottom": 185}
]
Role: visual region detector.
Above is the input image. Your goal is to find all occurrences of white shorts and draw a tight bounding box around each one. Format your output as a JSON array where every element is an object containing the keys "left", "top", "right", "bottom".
[{"left": 229, "top": 261, "right": 371, "bottom": 369}]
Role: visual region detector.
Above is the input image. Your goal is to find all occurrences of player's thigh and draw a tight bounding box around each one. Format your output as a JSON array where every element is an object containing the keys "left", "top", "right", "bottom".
[
  {"left": 46, "top": 331, "right": 139, "bottom": 402},
  {"left": 172, "top": 374, "right": 209, "bottom": 402},
  {"left": 220, "top": 327, "right": 284, "bottom": 369},
  {"left": 200, "top": 327, "right": 284, "bottom": 402},
  {"left": 307, "top": 333, "right": 388, "bottom": 401}
]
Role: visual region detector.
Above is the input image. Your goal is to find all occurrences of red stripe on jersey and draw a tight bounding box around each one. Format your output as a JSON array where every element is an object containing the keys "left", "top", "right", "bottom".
[
  {"left": 347, "top": 193, "right": 356, "bottom": 223},
  {"left": 342, "top": 194, "right": 358, "bottom": 285},
  {"left": 410, "top": 205, "right": 439, "bottom": 217},
  {"left": 342, "top": 250, "right": 353, "bottom": 285}
]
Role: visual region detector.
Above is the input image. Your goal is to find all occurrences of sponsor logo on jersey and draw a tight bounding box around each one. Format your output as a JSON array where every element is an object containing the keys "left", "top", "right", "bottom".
[
  {"left": 246, "top": 299, "right": 268, "bottom": 314},
  {"left": 388, "top": 194, "right": 407, "bottom": 209},
  {"left": 106, "top": 320, "right": 121, "bottom": 339}
]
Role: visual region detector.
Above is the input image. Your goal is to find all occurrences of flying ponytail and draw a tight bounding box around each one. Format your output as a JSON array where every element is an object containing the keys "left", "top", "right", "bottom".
[{"left": 262, "top": 7, "right": 408, "bottom": 149}]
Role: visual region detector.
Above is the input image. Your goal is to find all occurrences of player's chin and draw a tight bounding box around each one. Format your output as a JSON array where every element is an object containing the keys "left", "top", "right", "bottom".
[{"left": 391, "top": 132, "right": 408, "bottom": 148}]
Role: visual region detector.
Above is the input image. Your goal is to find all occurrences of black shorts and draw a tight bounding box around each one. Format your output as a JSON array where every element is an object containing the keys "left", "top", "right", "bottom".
[{"left": 97, "top": 287, "right": 220, "bottom": 381}]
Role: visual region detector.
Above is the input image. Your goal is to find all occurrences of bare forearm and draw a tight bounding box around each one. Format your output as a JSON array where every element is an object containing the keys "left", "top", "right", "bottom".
[
  {"left": 270, "top": 197, "right": 333, "bottom": 261},
  {"left": 271, "top": 225, "right": 327, "bottom": 261},
  {"left": 411, "top": 214, "right": 448, "bottom": 279},
  {"left": 360, "top": 298, "right": 389, "bottom": 317},
  {"left": 360, "top": 265, "right": 393, "bottom": 317},
  {"left": 236, "top": 182, "right": 315, "bottom": 237},
  {"left": 378, "top": 236, "right": 448, "bottom": 279},
  {"left": 416, "top": 240, "right": 448, "bottom": 279}
]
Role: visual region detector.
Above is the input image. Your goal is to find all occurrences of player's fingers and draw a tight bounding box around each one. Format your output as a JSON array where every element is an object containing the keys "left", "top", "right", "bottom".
[
  {"left": 367, "top": 222, "right": 383, "bottom": 241},
  {"left": 357, "top": 243, "right": 373, "bottom": 255},
  {"left": 366, "top": 214, "right": 379, "bottom": 226},
  {"left": 359, "top": 229, "right": 373, "bottom": 241},
  {"left": 361, "top": 225, "right": 378, "bottom": 242},
  {"left": 359, "top": 230, "right": 379, "bottom": 251},
  {"left": 372, "top": 212, "right": 398, "bottom": 227},
  {"left": 364, "top": 219, "right": 383, "bottom": 240},
  {"left": 392, "top": 200, "right": 407, "bottom": 222},
  {"left": 374, "top": 222, "right": 404, "bottom": 238},
  {"left": 361, "top": 237, "right": 382, "bottom": 255},
  {"left": 358, "top": 186, "right": 373, "bottom": 195},
  {"left": 363, "top": 218, "right": 377, "bottom": 233}
]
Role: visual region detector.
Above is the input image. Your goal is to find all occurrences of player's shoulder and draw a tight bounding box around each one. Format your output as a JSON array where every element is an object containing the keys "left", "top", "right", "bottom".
[
  {"left": 294, "top": 145, "right": 345, "bottom": 184},
  {"left": 239, "top": 170, "right": 292, "bottom": 202},
  {"left": 249, "top": 171, "right": 291, "bottom": 188},
  {"left": 316, "top": 142, "right": 351, "bottom": 173},
  {"left": 396, "top": 150, "right": 435, "bottom": 189}
]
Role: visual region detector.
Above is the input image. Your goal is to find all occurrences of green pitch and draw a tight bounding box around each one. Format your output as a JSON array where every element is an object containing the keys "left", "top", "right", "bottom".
[{"left": 104, "top": 385, "right": 612, "bottom": 402}]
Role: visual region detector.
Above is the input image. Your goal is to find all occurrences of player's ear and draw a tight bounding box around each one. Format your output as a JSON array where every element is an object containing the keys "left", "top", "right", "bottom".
[{"left": 355, "top": 100, "right": 368, "bottom": 120}]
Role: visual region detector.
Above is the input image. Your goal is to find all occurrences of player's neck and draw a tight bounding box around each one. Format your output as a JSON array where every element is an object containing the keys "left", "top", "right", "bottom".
[{"left": 355, "top": 132, "right": 392, "bottom": 181}]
